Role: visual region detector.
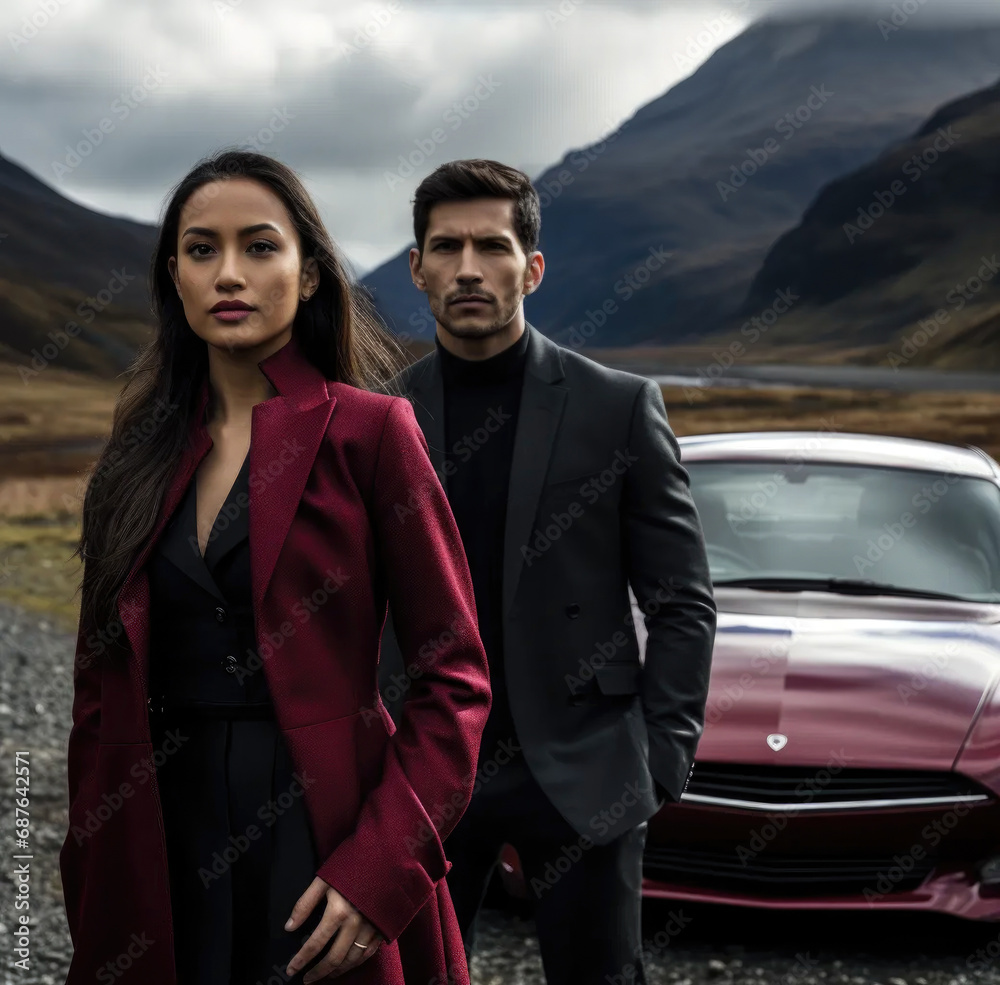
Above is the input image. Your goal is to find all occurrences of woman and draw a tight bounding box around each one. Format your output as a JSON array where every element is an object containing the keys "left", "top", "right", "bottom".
[{"left": 59, "top": 150, "right": 491, "bottom": 985}]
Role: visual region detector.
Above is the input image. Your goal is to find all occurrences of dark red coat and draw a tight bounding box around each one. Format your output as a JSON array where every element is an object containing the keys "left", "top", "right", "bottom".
[{"left": 59, "top": 333, "right": 491, "bottom": 984}]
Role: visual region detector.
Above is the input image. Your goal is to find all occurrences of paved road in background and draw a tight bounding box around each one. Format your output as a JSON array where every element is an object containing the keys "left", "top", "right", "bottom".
[{"left": 599, "top": 362, "right": 1000, "bottom": 392}]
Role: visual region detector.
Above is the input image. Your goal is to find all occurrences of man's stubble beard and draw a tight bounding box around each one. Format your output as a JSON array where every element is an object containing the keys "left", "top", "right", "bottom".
[{"left": 431, "top": 293, "right": 523, "bottom": 340}]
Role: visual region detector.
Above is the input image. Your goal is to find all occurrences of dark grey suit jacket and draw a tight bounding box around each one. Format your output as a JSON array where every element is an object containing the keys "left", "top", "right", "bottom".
[{"left": 378, "top": 321, "right": 716, "bottom": 845}]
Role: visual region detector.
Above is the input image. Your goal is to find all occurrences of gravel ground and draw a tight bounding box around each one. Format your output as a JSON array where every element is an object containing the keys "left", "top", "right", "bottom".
[{"left": 1, "top": 601, "right": 998, "bottom": 985}]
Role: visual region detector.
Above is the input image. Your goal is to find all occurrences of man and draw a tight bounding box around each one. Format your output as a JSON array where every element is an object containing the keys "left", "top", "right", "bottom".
[{"left": 378, "top": 159, "right": 716, "bottom": 985}]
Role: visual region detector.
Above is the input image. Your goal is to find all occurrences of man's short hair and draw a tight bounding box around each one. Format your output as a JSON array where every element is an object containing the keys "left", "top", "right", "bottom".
[{"left": 412, "top": 159, "right": 541, "bottom": 255}]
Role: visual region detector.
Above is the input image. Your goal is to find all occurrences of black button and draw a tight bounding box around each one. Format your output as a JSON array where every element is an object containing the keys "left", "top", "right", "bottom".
[
  {"left": 223, "top": 655, "right": 237, "bottom": 674},
  {"left": 215, "top": 606, "right": 226, "bottom": 622},
  {"left": 565, "top": 603, "right": 581, "bottom": 619}
]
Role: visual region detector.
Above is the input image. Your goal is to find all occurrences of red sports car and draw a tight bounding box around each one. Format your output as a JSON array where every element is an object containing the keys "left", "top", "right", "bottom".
[{"left": 500, "top": 431, "right": 1000, "bottom": 921}]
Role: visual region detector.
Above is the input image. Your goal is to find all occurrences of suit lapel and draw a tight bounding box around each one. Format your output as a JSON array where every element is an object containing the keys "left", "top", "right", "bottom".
[
  {"left": 247, "top": 384, "right": 335, "bottom": 614},
  {"left": 156, "top": 445, "right": 252, "bottom": 603},
  {"left": 408, "top": 323, "right": 568, "bottom": 620},
  {"left": 156, "top": 477, "right": 228, "bottom": 604},
  {"left": 501, "top": 325, "right": 567, "bottom": 618},
  {"left": 116, "top": 333, "right": 336, "bottom": 707}
]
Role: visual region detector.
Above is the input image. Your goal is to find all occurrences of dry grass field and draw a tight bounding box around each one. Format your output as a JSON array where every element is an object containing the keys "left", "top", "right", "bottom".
[
  {"left": 662, "top": 385, "right": 1000, "bottom": 460},
  {"left": 2, "top": 364, "right": 999, "bottom": 634}
]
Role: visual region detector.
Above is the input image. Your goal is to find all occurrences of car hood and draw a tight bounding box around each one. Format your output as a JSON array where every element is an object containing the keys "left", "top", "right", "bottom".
[{"left": 695, "top": 588, "right": 1000, "bottom": 769}]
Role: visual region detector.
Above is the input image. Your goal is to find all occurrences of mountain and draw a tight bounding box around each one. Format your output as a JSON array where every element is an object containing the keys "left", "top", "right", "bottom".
[
  {"left": 730, "top": 78, "right": 1000, "bottom": 369},
  {"left": 361, "top": 15, "right": 1000, "bottom": 349},
  {"left": 0, "top": 151, "right": 157, "bottom": 377}
]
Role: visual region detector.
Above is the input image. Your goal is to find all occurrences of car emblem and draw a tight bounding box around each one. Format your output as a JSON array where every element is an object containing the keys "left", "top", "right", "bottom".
[{"left": 766, "top": 733, "right": 788, "bottom": 751}]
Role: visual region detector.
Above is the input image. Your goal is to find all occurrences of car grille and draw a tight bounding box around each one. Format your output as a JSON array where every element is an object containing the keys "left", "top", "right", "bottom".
[
  {"left": 643, "top": 845, "right": 936, "bottom": 896},
  {"left": 682, "top": 764, "right": 993, "bottom": 811}
]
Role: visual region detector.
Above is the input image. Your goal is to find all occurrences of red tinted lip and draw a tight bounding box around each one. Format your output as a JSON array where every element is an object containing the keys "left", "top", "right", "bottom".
[
  {"left": 210, "top": 300, "right": 255, "bottom": 312},
  {"left": 450, "top": 296, "right": 490, "bottom": 304}
]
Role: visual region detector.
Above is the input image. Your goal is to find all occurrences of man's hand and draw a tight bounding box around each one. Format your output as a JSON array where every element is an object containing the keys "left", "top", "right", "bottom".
[{"left": 285, "top": 876, "right": 384, "bottom": 982}]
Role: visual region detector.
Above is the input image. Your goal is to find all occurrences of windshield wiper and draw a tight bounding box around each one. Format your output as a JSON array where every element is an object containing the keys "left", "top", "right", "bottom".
[{"left": 711, "top": 576, "right": 972, "bottom": 602}]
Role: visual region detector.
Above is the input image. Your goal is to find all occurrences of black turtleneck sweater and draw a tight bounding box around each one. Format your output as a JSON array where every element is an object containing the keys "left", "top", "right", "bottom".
[{"left": 436, "top": 327, "right": 530, "bottom": 782}]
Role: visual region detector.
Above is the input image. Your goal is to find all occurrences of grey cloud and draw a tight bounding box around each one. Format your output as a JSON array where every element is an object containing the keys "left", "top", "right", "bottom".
[{"left": 3, "top": 0, "right": 999, "bottom": 273}]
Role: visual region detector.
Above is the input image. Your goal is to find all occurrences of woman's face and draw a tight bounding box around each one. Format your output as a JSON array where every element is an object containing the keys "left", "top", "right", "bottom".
[{"left": 167, "top": 176, "right": 319, "bottom": 353}]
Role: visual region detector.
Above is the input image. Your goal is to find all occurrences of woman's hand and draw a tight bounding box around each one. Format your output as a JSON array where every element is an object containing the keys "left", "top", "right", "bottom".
[{"left": 285, "top": 876, "right": 384, "bottom": 982}]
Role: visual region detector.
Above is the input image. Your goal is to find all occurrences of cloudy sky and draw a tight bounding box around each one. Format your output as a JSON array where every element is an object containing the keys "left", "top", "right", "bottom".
[{"left": 3, "top": 0, "right": 998, "bottom": 275}]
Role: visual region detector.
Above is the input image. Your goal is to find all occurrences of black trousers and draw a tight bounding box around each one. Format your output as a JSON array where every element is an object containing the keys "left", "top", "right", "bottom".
[
  {"left": 444, "top": 755, "right": 647, "bottom": 985},
  {"left": 150, "top": 711, "right": 327, "bottom": 985}
]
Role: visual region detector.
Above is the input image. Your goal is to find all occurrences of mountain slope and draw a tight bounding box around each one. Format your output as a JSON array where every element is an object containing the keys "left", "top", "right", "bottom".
[
  {"left": 0, "top": 151, "right": 156, "bottom": 377},
  {"left": 362, "top": 15, "right": 1000, "bottom": 349},
  {"left": 734, "top": 78, "right": 1000, "bottom": 368}
]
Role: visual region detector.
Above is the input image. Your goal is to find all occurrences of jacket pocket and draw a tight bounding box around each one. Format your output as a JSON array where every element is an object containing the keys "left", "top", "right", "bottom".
[{"left": 593, "top": 662, "right": 641, "bottom": 695}]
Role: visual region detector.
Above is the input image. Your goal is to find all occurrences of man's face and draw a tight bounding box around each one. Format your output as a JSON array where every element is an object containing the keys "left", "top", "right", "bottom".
[{"left": 409, "top": 197, "right": 543, "bottom": 341}]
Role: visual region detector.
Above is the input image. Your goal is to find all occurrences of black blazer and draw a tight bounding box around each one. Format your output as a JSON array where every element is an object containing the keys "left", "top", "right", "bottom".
[
  {"left": 378, "top": 322, "right": 717, "bottom": 844},
  {"left": 147, "top": 447, "right": 271, "bottom": 710}
]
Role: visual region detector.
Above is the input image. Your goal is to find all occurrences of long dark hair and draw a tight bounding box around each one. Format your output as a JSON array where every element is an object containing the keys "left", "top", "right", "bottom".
[{"left": 75, "top": 149, "right": 407, "bottom": 656}]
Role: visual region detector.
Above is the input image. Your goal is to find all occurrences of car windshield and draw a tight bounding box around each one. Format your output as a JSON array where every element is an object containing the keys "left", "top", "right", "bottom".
[{"left": 686, "top": 461, "right": 1000, "bottom": 603}]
